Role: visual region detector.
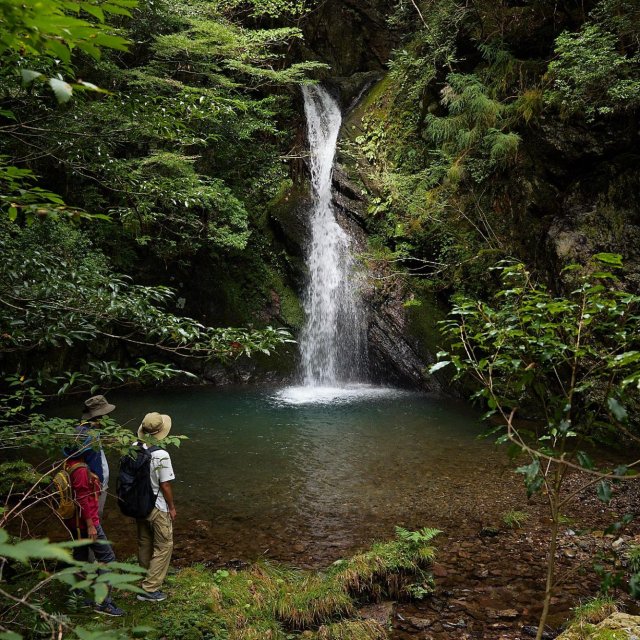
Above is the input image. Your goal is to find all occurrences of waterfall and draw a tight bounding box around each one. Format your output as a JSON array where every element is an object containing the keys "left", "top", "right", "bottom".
[{"left": 299, "top": 85, "right": 366, "bottom": 387}]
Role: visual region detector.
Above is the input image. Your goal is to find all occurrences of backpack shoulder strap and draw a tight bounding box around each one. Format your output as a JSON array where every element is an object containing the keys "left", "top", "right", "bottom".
[
  {"left": 67, "top": 462, "right": 88, "bottom": 473},
  {"left": 147, "top": 445, "right": 161, "bottom": 454}
]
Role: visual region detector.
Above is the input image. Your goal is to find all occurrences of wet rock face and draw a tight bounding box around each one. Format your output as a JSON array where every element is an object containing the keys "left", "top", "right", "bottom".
[
  {"left": 331, "top": 162, "right": 437, "bottom": 391},
  {"left": 523, "top": 115, "right": 640, "bottom": 280},
  {"left": 367, "top": 304, "right": 437, "bottom": 391},
  {"left": 300, "top": 0, "right": 397, "bottom": 77}
]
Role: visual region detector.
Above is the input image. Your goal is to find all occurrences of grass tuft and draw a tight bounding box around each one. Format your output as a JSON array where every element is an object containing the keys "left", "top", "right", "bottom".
[
  {"left": 330, "top": 527, "right": 440, "bottom": 600},
  {"left": 502, "top": 509, "right": 530, "bottom": 529},
  {"left": 572, "top": 596, "right": 618, "bottom": 625},
  {"left": 317, "top": 619, "right": 388, "bottom": 640},
  {"left": 625, "top": 544, "right": 640, "bottom": 573},
  {"left": 274, "top": 571, "right": 354, "bottom": 628}
]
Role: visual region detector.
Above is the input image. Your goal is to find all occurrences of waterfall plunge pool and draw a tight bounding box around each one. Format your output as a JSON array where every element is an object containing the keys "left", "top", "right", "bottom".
[{"left": 56, "top": 385, "right": 515, "bottom": 567}]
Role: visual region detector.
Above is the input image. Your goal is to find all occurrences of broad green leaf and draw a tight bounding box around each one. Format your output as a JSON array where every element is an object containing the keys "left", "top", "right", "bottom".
[
  {"left": 607, "top": 397, "right": 628, "bottom": 422},
  {"left": 0, "top": 537, "right": 73, "bottom": 563},
  {"left": 429, "top": 361, "right": 450, "bottom": 373},
  {"left": 593, "top": 253, "right": 623, "bottom": 267},
  {"left": 102, "top": 3, "right": 133, "bottom": 16},
  {"left": 597, "top": 480, "right": 612, "bottom": 504},
  {"left": 44, "top": 39, "right": 71, "bottom": 63},
  {"left": 93, "top": 582, "right": 109, "bottom": 604},
  {"left": 82, "top": 3, "right": 105, "bottom": 21},
  {"left": 576, "top": 451, "right": 594, "bottom": 470}
]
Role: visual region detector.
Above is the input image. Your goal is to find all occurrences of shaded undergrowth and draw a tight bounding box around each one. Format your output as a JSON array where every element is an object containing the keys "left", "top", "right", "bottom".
[{"left": 93, "top": 526, "right": 441, "bottom": 639}]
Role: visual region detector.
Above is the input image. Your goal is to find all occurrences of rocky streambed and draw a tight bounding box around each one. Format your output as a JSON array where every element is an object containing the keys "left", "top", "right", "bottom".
[
  {"left": 153, "top": 468, "right": 640, "bottom": 640},
  {"left": 391, "top": 473, "right": 640, "bottom": 640}
]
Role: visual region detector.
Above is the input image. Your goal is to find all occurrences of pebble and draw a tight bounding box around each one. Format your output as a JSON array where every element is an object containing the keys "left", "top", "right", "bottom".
[
  {"left": 406, "top": 616, "right": 433, "bottom": 630},
  {"left": 498, "top": 609, "right": 519, "bottom": 620}
]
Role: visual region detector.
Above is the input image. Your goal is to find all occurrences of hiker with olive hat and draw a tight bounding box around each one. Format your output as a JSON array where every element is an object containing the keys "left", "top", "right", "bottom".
[
  {"left": 134, "top": 412, "right": 176, "bottom": 602},
  {"left": 78, "top": 394, "right": 115, "bottom": 518}
]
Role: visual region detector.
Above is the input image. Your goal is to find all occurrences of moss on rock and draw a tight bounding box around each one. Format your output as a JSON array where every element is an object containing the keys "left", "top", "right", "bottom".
[{"left": 557, "top": 605, "right": 640, "bottom": 640}]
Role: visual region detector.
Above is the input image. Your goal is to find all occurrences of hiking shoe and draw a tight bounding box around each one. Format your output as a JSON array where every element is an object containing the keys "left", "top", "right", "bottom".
[
  {"left": 137, "top": 590, "right": 167, "bottom": 602},
  {"left": 94, "top": 601, "right": 125, "bottom": 617}
]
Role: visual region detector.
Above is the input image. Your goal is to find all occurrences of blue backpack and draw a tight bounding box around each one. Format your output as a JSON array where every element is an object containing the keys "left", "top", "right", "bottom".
[{"left": 116, "top": 444, "right": 160, "bottom": 518}]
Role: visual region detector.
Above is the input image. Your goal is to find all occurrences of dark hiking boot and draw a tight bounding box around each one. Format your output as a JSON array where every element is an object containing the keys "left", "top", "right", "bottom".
[
  {"left": 137, "top": 590, "right": 167, "bottom": 602},
  {"left": 94, "top": 601, "right": 125, "bottom": 617}
]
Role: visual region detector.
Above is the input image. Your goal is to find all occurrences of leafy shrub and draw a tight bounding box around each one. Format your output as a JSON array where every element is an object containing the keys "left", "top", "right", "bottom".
[{"left": 547, "top": 23, "right": 640, "bottom": 120}]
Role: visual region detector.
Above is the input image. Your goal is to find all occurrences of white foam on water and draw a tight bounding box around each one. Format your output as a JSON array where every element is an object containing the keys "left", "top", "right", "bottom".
[{"left": 272, "top": 384, "right": 407, "bottom": 406}]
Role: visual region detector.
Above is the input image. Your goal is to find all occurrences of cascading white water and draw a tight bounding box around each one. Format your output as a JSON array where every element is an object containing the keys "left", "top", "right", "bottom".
[{"left": 299, "top": 85, "right": 366, "bottom": 387}]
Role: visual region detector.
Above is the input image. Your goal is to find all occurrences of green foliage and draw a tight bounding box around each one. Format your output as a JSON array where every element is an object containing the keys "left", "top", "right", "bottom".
[
  {"left": 328, "top": 527, "right": 440, "bottom": 600},
  {"left": 547, "top": 23, "right": 640, "bottom": 120},
  {"left": 151, "top": 5, "right": 325, "bottom": 86},
  {"left": 351, "top": 20, "right": 543, "bottom": 292},
  {"left": 433, "top": 256, "right": 640, "bottom": 477},
  {"left": 350, "top": 0, "right": 638, "bottom": 302},
  {"left": 115, "top": 152, "right": 251, "bottom": 259},
  {"left": 0, "top": 0, "right": 135, "bottom": 105},
  {"left": 0, "top": 0, "right": 325, "bottom": 272},
  {"left": 431, "top": 254, "right": 640, "bottom": 638},
  {"left": 0, "top": 219, "right": 292, "bottom": 362},
  {"left": 625, "top": 545, "right": 640, "bottom": 573},
  {"left": 218, "top": 0, "right": 311, "bottom": 19},
  {"left": 0, "top": 461, "right": 40, "bottom": 499},
  {"left": 424, "top": 72, "right": 522, "bottom": 179},
  {"left": 388, "top": 0, "right": 464, "bottom": 102},
  {"left": 0, "top": 159, "right": 96, "bottom": 224},
  {"left": 0, "top": 527, "right": 149, "bottom": 640},
  {"left": 0, "top": 0, "right": 133, "bottom": 61}
]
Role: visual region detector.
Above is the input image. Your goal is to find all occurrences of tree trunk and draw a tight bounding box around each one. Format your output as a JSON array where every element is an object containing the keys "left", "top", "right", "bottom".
[{"left": 536, "top": 498, "right": 560, "bottom": 640}]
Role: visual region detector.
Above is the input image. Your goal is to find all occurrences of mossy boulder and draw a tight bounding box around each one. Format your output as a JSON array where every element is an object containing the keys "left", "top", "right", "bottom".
[
  {"left": 557, "top": 612, "right": 640, "bottom": 640},
  {"left": 268, "top": 179, "right": 312, "bottom": 257}
]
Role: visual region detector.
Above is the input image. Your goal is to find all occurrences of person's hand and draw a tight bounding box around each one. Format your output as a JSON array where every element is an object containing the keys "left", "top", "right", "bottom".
[
  {"left": 169, "top": 507, "right": 177, "bottom": 521},
  {"left": 87, "top": 524, "right": 98, "bottom": 541}
]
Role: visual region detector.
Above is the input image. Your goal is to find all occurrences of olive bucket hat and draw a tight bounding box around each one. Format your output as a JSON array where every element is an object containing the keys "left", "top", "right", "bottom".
[
  {"left": 138, "top": 412, "right": 172, "bottom": 441},
  {"left": 82, "top": 395, "right": 116, "bottom": 420}
]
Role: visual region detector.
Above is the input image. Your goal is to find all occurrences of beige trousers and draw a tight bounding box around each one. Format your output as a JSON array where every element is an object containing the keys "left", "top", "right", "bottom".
[{"left": 136, "top": 508, "right": 173, "bottom": 592}]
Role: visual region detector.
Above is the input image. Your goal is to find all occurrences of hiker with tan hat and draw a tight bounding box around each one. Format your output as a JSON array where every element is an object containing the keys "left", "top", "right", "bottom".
[
  {"left": 78, "top": 394, "right": 115, "bottom": 518},
  {"left": 131, "top": 411, "right": 176, "bottom": 602}
]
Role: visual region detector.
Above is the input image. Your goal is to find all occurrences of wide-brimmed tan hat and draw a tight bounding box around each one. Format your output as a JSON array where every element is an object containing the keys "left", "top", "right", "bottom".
[
  {"left": 138, "top": 412, "right": 172, "bottom": 440},
  {"left": 82, "top": 395, "right": 116, "bottom": 420}
]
